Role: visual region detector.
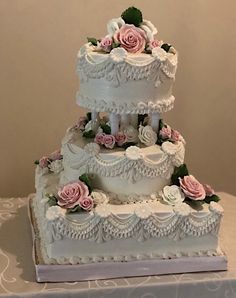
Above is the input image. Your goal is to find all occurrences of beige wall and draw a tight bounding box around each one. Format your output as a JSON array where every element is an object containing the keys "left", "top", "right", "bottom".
[{"left": 0, "top": 0, "right": 235, "bottom": 197}]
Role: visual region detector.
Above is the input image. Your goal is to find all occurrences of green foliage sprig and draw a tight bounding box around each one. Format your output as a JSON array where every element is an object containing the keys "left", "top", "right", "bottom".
[
  {"left": 100, "top": 123, "right": 111, "bottom": 134},
  {"left": 161, "top": 43, "right": 172, "bottom": 53},
  {"left": 79, "top": 173, "right": 93, "bottom": 194},
  {"left": 121, "top": 7, "right": 143, "bottom": 27},
  {"left": 171, "top": 164, "right": 189, "bottom": 186},
  {"left": 46, "top": 194, "right": 58, "bottom": 207},
  {"left": 87, "top": 37, "right": 98, "bottom": 46},
  {"left": 83, "top": 130, "right": 95, "bottom": 138}
]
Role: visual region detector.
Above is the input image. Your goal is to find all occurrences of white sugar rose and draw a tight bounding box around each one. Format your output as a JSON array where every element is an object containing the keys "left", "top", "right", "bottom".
[
  {"left": 84, "top": 120, "right": 99, "bottom": 133},
  {"left": 161, "top": 185, "right": 185, "bottom": 206},
  {"left": 123, "top": 125, "right": 139, "bottom": 143},
  {"left": 92, "top": 190, "right": 109, "bottom": 205},
  {"left": 138, "top": 125, "right": 157, "bottom": 146},
  {"left": 48, "top": 160, "right": 63, "bottom": 174}
]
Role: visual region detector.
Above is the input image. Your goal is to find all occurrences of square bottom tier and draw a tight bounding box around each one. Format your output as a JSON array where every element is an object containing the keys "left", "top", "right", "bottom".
[{"left": 29, "top": 198, "right": 227, "bottom": 282}]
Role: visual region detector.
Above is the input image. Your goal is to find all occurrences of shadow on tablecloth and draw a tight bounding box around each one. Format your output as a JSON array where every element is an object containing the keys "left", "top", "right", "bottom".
[{"left": 0, "top": 204, "right": 36, "bottom": 282}]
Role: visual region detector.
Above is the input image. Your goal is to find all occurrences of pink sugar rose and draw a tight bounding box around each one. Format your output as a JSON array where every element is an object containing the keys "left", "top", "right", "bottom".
[
  {"left": 203, "top": 184, "right": 215, "bottom": 197},
  {"left": 79, "top": 196, "right": 94, "bottom": 211},
  {"left": 148, "top": 39, "right": 160, "bottom": 49},
  {"left": 115, "top": 131, "right": 127, "bottom": 146},
  {"left": 95, "top": 132, "right": 105, "bottom": 145},
  {"left": 179, "top": 175, "right": 206, "bottom": 201},
  {"left": 100, "top": 37, "right": 113, "bottom": 52},
  {"left": 159, "top": 126, "right": 172, "bottom": 139},
  {"left": 171, "top": 129, "right": 181, "bottom": 142},
  {"left": 103, "top": 134, "right": 116, "bottom": 149},
  {"left": 39, "top": 156, "right": 49, "bottom": 168},
  {"left": 114, "top": 24, "right": 146, "bottom": 54},
  {"left": 50, "top": 149, "right": 62, "bottom": 161},
  {"left": 57, "top": 181, "right": 90, "bottom": 209}
]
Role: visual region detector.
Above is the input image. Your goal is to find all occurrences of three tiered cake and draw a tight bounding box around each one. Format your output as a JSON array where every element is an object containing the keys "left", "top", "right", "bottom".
[{"left": 30, "top": 7, "right": 227, "bottom": 281}]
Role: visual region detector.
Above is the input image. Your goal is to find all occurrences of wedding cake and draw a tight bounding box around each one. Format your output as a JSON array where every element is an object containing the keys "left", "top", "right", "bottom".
[{"left": 31, "top": 7, "right": 226, "bottom": 281}]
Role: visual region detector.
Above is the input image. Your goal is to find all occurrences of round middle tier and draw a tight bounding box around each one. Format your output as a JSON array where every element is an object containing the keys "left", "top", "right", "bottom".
[{"left": 60, "top": 129, "right": 185, "bottom": 201}]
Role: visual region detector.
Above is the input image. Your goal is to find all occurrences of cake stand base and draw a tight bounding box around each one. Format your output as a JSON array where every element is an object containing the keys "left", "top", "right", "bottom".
[{"left": 28, "top": 199, "right": 227, "bottom": 282}]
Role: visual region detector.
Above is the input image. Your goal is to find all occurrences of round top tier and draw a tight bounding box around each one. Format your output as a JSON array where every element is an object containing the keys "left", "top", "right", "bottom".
[{"left": 76, "top": 45, "right": 177, "bottom": 114}]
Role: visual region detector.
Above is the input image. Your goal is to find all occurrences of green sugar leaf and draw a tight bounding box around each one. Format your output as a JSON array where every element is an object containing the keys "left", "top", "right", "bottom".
[
  {"left": 34, "top": 160, "right": 39, "bottom": 165},
  {"left": 79, "top": 173, "right": 93, "bottom": 193},
  {"left": 69, "top": 205, "right": 81, "bottom": 213},
  {"left": 47, "top": 195, "right": 57, "bottom": 207},
  {"left": 159, "top": 119, "right": 165, "bottom": 130},
  {"left": 171, "top": 164, "right": 189, "bottom": 186},
  {"left": 121, "top": 7, "right": 143, "bottom": 27},
  {"left": 161, "top": 43, "right": 172, "bottom": 53},
  {"left": 122, "top": 142, "right": 137, "bottom": 149},
  {"left": 86, "top": 112, "right": 92, "bottom": 121},
  {"left": 83, "top": 130, "right": 95, "bottom": 139},
  {"left": 87, "top": 37, "right": 98, "bottom": 46},
  {"left": 112, "top": 42, "right": 120, "bottom": 49},
  {"left": 100, "top": 123, "right": 111, "bottom": 134},
  {"left": 138, "top": 114, "right": 148, "bottom": 126},
  {"left": 204, "top": 194, "right": 220, "bottom": 204}
]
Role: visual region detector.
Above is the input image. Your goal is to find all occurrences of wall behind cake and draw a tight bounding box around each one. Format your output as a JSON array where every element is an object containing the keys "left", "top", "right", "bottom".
[{"left": 0, "top": 0, "right": 235, "bottom": 197}]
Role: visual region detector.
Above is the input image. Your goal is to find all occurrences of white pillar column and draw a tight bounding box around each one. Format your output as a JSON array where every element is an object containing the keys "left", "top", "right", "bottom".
[
  {"left": 150, "top": 112, "right": 160, "bottom": 132},
  {"left": 91, "top": 111, "right": 99, "bottom": 121},
  {"left": 109, "top": 113, "right": 119, "bottom": 135}
]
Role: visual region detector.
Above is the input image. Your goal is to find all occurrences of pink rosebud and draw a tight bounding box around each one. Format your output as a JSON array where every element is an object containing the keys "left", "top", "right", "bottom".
[
  {"left": 79, "top": 196, "right": 94, "bottom": 211},
  {"left": 39, "top": 156, "right": 49, "bottom": 168},
  {"left": 148, "top": 39, "right": 160, "bottom": 49},
  {"left": 159, "top": 126, "right": 172, "bottom": 139},
  {"left": 58, "top": 181, "right": 90, "bottom": 209},
  {"left": 203, "top": 184, "right": 215, "bottom": 197},
  {"left": 171, "top": 129, "right": 181, "bottom": 142},
  {"left": 179, "top": 175, "right": 206, "bottom": 201},
  {"left": 115, "top": 131, "right": 127, "bottom": 146},
  {"left": 50, "top": 149, "right": 62, "bottom": 161},
  {"left": 100, "top": 37, "right": 113, "bottom": 52},
  {"left": 103, "top": 134, "right": 116, "bottom": 149},
  {"left": 95, "top": 132, "right": 105, "bottom": 145},
  {"left": 114, "top": 24, "right": 146, "bottom": 54}
]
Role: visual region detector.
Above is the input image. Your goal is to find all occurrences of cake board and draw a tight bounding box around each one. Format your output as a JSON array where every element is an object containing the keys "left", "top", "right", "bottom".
[{"left": 28, "top": 199, "right": 227, "bottom": 282}]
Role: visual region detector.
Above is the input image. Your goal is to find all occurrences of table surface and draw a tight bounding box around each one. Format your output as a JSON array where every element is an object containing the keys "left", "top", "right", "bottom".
[{"left": 0, "top": 192, "right": 236, "bottom": 298}]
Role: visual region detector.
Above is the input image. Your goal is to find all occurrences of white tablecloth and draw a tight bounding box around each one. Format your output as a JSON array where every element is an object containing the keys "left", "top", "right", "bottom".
[{"left": 0, "top": 192, "right": 236, "bottom": 298}]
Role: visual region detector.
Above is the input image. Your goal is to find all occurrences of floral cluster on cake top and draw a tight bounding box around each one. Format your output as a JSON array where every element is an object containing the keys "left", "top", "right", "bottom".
[
  {"left": 35, "top": 149, "right": 63, "bottom": 174},
  {"left": 160, "top": 164, "right": 220, "bottom": 206},
  {"left": 87, "top": 6, "right": 175, "bottom": 55}
]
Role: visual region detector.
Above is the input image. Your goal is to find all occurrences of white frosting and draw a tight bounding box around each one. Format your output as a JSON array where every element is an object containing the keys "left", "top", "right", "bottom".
[
  {"left": 140, "top": 19, "right": 158, "bottom": 41},
  {"left": 76, "top": 44, "right": 177, "bottom": 114},
  {"left": 107, "top": 17, "right": 125, "bottom": 37}
]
